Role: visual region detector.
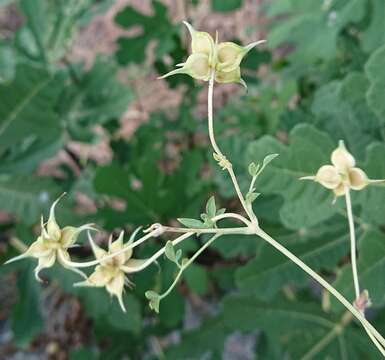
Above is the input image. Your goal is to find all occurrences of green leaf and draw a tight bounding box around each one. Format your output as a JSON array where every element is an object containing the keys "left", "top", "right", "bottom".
[
  {"left": 246, "top": 124, "right": 336, "bottom": 229},
  {"left": 103, "top": 293, "right": 142, "bottom": 333},
  {"left": 11, "top": 263, "right": 43, "bottom": 346},
  {"left": 164, "top": 240, "right": 176, "bottom": 262},
  {"left": 165, "top": 316, "right": 230, "bottom": 359},
  {"left": 246, "top": 191, "right": 260, "bottom": 203},
  {"left": 0, "top": 64, "right": 64, "bottom": 168},
  {"left": 115, "top": 0, "right": 178, "bottom": 65},
  {"left": 205, "top": 196, "right": 217, "bottom": 218},
  {"left": 0, "top": 175, "right": 60, "bottom": 224},
  {"left": 331, "top": 230, "right": 385, "bottom": 311},
  {"left": 236, "top": 223, "right": 350, "bottom": 299},
  {"left": 223, "top": 295, "right": 378, "bottom": 359},
  {"left": 70, "top": 348, "right": 99, "bottom": 360},
  {"left": 361, "top": 0, "right": 385, "bottom": 53},
  {"left": 184, "top": 264, "right": 208, "bottom": 295},
  {"left": 145, "top": 290, "right": 160, "bottom": 313},
  {"left": 365, "top": 44, "right": 385, "bottom": 123},
  {"left": 212, "top": 233, "right": 258, "bottom": 259},
  {"left": 311, "top": 73, "right": 381, "bottom": 158},
  {"left": 267, "top": 0, "right": 366, "bottom": 62},
  {"left": 211, "top": 0, "right": 242, "bottom": 12},
  {"left": 0, "top": 44, "right": 15, "bottom": 83},
  {"left": 248, "top": 162, "right": 259, "bottom": 177},
  {"left": 177, "top": 218, "right": 207, "bottom": 229},
  {"left": 59, "top": 58, "right": 133, "bottom": 141},
  {"left": 356, "top": 143, "right": 385, "bottom": 226}
]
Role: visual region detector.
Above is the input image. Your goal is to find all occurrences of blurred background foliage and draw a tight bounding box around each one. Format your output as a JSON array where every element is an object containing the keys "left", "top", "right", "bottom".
[{"left": 1, "top": 0, "right": 385, "bottom": 359}]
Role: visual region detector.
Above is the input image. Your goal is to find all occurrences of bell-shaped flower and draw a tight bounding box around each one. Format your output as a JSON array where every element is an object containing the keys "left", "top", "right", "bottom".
[
  {"left": 5, "top": 195, "right": 94, "bottom": 281},
  {"left": 75, "top": 230, "right": 147, "bottom": 312},
  {"left": 301, "top": 141, "right": 385, "bottom": 197},
  {"left": 160, "top": 21, "right": 265, "bottom": 86}
]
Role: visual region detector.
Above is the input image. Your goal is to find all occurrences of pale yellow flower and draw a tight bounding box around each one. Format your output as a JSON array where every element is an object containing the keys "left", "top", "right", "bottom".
[
  {"left": 160, "top": 21, "right": 265, "bottom": 87},
  {"left": 75, "top": 230, "right": 147, "bottom": 312},
  {"left": 5, "top": 194, "right": 94, "bottom": 281},
  {"left": 301, "top": 141, "right": 384, "bottom": 197}
]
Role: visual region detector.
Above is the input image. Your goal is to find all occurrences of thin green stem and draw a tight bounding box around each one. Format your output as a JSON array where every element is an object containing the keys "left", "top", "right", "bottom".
[
  {"left": 159, "top": 234, "right": 220, "bottom": 300},
  {"left": 301, "top": 312, "right": 353, "bottom": 360},
  {"left": 344, "top": 187, "right": 360, "bottom": 300},
  {"left": 344, "top": 187, "right": 385, "bottom": 356},
  {"left": 122, "top": 232, "right": 194, "bottom": 273},
  {"left": 159, "top": 226, "right": 251, "bottom": 235},
  {"left": 207, "top": 71, "right": 256, "bottom": 222},
  {"left": 255, "top": 227, "right": 385, "bottom": 351}
]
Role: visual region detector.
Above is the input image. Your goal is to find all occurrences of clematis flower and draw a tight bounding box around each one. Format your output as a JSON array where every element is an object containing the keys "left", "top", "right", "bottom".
[
  {"left": 301, "top": 141, "right": 385, "bottom": 197},
  {"left": 5, "top": 194, "right": 94, "bottom": 281},
  {"left": 75, "top": 230, "right": 147, "bottom": 312},
  {"left": 160, "top": 21, "right": 265, "bottom": 87}
]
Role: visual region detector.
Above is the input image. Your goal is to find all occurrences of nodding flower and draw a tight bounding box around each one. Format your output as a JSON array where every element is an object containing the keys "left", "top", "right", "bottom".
[
  {"left": 301, "top": 141, "right": 385, "bottom": 197},
  {"left": 75, "top": 230, "right": 148, "bottom": 312},
  {"left": 159, "top": 21, "right": 265, "bottom": 88},
  {"left": 5, "top": 194, "right": 95, "bottom": 281}
]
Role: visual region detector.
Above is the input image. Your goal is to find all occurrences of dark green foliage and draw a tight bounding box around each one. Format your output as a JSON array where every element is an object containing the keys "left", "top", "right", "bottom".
[{"left": 2, "top": 0, "right": 385, "bottom": 358}]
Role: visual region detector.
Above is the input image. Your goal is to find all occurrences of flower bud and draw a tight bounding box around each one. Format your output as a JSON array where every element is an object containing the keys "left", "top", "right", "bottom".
[
  {"left": 331, "top": 141, "right": 355, "bottom": 172},
  {"left": 315, "top": 165, "right": 342, "bottom": 189}
]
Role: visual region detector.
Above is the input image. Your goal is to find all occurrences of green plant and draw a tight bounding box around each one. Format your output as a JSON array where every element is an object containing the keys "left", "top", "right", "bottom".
[{"left": 5, "top": 20, "right": 385, "bottom": 358}]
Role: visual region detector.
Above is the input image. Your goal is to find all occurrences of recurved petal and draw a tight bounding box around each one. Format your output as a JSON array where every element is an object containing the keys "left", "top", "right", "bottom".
[
  {"left": 315, "top": 165, "right": 342, "bottom": 189},
  {"left": 57, "top": 250, "right": 87, "bottom": 280},
  {"left": 109, "top": 231, "right": 127, "bottom": 265},
  {"left": 28, "top": 238, "right": 51, "bottom": 258},
  {"left": 46, "top": 195, "right": 65, "bottom": 241},
  {"left": 61, "top": 224, "right": 95, "bottom": 248},
  {"left": 106, "top": 271, "right": 126, "bottom": 312},
  {"left": 34, "top": 251, "right": 56, "bottom": 282},
  {"left": 88, "top": 231, "right": 107, "bottom": 260},
  {"left": 121, "top": 258, "right": 148, "bottom": 273}
]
